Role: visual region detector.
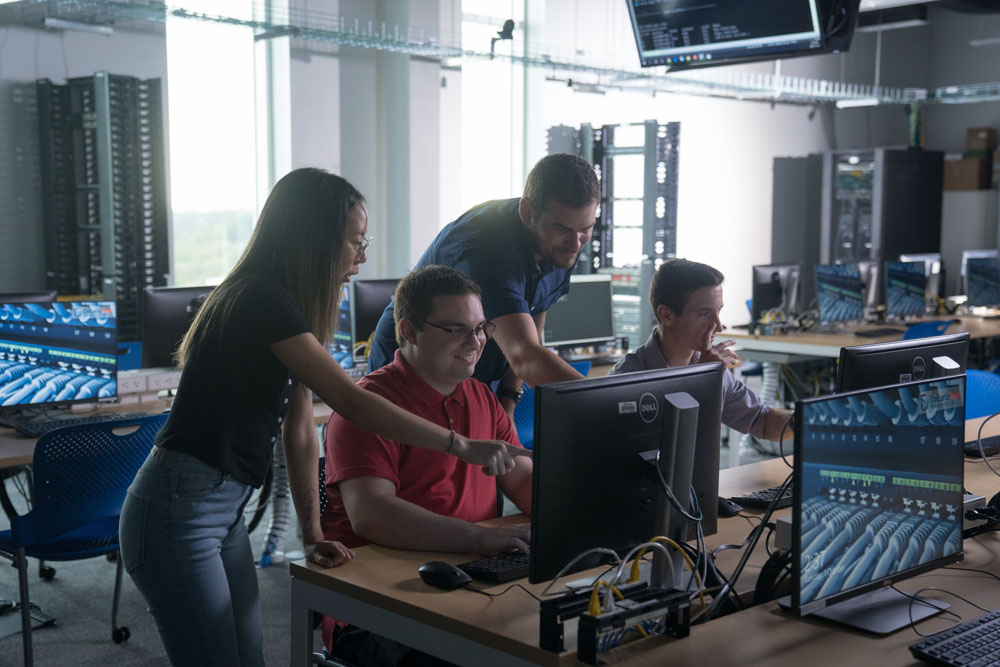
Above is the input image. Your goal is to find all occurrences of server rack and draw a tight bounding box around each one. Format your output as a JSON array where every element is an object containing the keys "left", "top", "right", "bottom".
[
  {"left": 546, "top": 120, "right": 679, "bottom": 350},
  {"left": 36, "top": 72, "right": 169, "bottom": 342}
]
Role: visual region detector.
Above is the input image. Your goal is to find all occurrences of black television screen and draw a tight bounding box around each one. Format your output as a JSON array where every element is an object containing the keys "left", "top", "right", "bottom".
[
  {"left": 352, "top": 279, "right": 399, "bottom": 360},
  {"left": 141, "top": 286, "right": 213, "bottom": 368},
  {"left": 0, "top": 299, "right": 118, "bottom": 409},
  {"left": 541, "top": 274, "right": 615, "bottom": 348},
  {"left": 529, "top": 363, "right": 724, "bottom": 584},
  {"left": 885, "top": 260, "right": 926, "bottom": 319},
  {"left": 625, "top": 0, "right": 830, "bottom": 70},
  {"left": 791, "top": 376, "right": 964, "bottom": 632},
  {"left": 835, "top": 332, "right": 969, "bottom": 393}
]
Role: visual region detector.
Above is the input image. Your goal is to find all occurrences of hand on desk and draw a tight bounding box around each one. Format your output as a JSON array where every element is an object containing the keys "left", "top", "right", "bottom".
[
  {"left": 306, "top": 539, "right": 355, "bottom": 569},
  {"left": 473, "top": 523, "right": 530, "bottom": 556}
]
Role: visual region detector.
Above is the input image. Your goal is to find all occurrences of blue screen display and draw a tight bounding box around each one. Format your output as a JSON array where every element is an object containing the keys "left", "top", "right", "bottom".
[
  {"left": 815, "top": 263, "right": 864, "bottom": 323},
  {"left": 0, "top": 300, "right": 118, "bottom": 406},
  {"left": 886, "top": 261, "right": 926, "bottom": 318}
]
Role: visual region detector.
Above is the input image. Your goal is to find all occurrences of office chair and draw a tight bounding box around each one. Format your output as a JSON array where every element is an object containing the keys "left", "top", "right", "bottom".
[
  {"left": 0, "top": 413, "right": 167, "bottom": 667},
  {"left": 513, "top": 360, "right": 591, "bottom": 449},
  {"left": 902, "top": 320, "right": 952, "bottom": 340},
  {"left": 966, "top": 369, "right": 1000, "bottom": 421}
]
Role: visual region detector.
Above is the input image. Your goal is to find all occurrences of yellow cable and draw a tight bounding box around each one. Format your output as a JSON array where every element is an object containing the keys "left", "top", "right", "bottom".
[{"left": 648, "top": 536, "right": 707, "bottom": 608}]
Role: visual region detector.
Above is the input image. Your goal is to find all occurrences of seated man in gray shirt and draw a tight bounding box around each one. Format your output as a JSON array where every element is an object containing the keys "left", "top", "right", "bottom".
[{"left": 611, "top": 258, "right": 792, "bottom": 442}]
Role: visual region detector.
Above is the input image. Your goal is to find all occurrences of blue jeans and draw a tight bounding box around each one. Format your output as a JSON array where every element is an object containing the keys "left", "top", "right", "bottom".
[{"left": 120, "top": 446, "right": 263, "bottom": 667}]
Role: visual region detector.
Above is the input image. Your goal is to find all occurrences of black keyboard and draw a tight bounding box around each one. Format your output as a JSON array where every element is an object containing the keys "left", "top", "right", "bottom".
[
  {"left": 965, "top": 435, "right": 1000, "bottom": 458},
  {"left": 730, "top": 484, "right": 794, "bottom": 510},
  {"left": 854, "top": 327, "right": 905, "bottom": 338},
  {"left": 457, "top": 552, "right": 529, "bottom": 583},
  {"left": 0, "top": 412, "right": 152, "bottom": 438},
  {"left": 910, "top": 607, "right": 1000, "bottom": 666}
]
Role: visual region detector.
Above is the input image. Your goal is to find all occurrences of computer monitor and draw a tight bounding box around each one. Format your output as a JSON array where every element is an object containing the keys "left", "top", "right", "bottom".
[
  {"left": 965, "top": 256, "right": 1000, "bottom": 308},
  {"left": 0, "top": 291, "right": 58, "bottom": 303},
  {"left": 529, "top": 363, "right": 724, "bottom": 584},
  {"left": 351, "top": 278, "right": 399, "bottom": 360},
  {"left": 541, "top": 274, "right": 615, "bottom": 348},
  {"left": 898, "top": 252, "right": 942, "bottom": 309},
  {"left": 624, "top": 0, "right": 839, "bottom": 71},
  {"left": 885, "top": 261, "right": 927, "bottom": 320},
  {"left": 331, "top": 288, "right": 353, "bottom": 370},
  {"left": 815, "top": 263, "right": 864, "bottom": 324},
  {"left": 0, "top": 299, "right": 118, "bottom": 410},
  {"left": 790, "top": 375, "right": 965, "bottom": 633},
  {"left": 960, "top": 249, "right": 998, "bottom": 295},
  {"left": 835, "top": 332, "right": 969, "bottom": 393},
  {"left": 751, "top": 264, "right": 800, "bottom": 325},
  {"left": 141, "top": 286, "right": 213, "bottom": 368}
]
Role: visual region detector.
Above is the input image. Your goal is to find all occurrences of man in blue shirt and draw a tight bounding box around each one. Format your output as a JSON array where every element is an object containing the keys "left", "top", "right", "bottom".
[{"left": 368, "top": 153, "right": 599, "bottom": 414}]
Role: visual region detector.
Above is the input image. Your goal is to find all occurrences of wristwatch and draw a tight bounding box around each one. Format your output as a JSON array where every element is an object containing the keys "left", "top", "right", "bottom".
[{"left": 497, "top": 386, "right": 525, "bottom": 404}]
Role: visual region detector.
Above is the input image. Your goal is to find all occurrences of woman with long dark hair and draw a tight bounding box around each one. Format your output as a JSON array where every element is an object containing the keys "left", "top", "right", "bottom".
[{"left": 120, "top": 168, "right": 522, "bottom": 666}]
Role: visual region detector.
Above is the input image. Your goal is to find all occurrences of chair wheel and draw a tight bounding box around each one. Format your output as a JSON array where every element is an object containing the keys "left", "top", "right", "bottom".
[
  {"left": 39, "top": 566, "right": 56, "bottom": 581},
  {"left": 112, "top": 626, "right": 130, "bottom": 643}
]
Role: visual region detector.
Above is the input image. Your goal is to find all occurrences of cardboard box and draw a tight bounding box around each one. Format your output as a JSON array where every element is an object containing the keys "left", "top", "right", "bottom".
[
  {"left": 944, "top": 156, "right": 989, "bottom": 190},
  {"left": 966, "top": 127, "right": 997, "bottom": 152}
]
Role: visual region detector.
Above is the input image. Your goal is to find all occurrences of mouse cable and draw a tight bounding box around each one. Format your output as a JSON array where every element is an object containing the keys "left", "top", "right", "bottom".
[
  {"left": 463, "top": 582, "right": 542, "bottom": 603},
  {"left": 944, "top": 565, "right": 1000, "bottom": 585},
  {"left": 975, "top": 411, "right": 1000, "bottom": 479}
]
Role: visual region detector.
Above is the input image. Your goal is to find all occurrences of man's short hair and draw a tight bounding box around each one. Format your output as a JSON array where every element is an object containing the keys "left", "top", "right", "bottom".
[
  {"left": 523, "top": 153, "right": 600, "bottom": 214},
  {"left": 650, "top": 259, "right": 725, "bottom": 316},
  {"left": 394, "top": 265, "right": 483, "bottom": 347}
]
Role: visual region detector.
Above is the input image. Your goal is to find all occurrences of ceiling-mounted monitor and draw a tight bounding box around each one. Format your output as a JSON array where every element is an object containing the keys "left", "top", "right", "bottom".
[{"left": 625, "top": 0, "right": 860, "bottom": 71}]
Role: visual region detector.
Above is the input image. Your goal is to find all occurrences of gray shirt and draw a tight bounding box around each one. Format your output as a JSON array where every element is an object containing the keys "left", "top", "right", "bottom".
[{"left": 611, "top": 329, "right": 770, "bottom": 438}]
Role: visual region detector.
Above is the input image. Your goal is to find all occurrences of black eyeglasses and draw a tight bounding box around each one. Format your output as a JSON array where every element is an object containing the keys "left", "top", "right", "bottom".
[{"left": 420, "top": 320, "right": 496, "bottom": 340}]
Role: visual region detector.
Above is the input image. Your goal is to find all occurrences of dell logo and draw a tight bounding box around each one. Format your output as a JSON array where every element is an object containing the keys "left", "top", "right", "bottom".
[
  {"left": 639, "top": 392, "right": 659, "bottom": 424},
  {"left": 912, "top": 356, "right": 926, "bottom": 380}
]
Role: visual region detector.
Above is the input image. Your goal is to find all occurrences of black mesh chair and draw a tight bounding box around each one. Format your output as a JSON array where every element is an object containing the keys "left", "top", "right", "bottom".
[{"left": 0, "top": 413, "right": 167, "bottom": 667}]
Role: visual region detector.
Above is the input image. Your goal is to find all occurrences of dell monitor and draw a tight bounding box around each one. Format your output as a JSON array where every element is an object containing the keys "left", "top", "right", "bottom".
[
  {"left": 885, "top": 261, "right": 927, "bottom": 320},
  {"left": 960, "top": 249, "right": 998, "bottom": 295},
  {"left": 624, "top": 0, "right": 858, "bottom": 71},
  {"left": 0, "top": 291, "right": 58, "bottom": 303},
  {"left": 529, "top": 363, "right": 724, "bottom": 584},
  {"left": 141, "top": 286, "right": 213, "bottom": 368},
  {"left": 790, "top": 376, "right": 965, "bottom": 633},
  {"left": 815, "top": 263, "right": 864, "bottom": 324},
  {"left": 0, "top": 299, "right": 118, "bottom": 417},
  {"left": 751, "top": 264, "right": 800, "bottom": 326},
  {"left": 835, "top": 332, "right": 969, "bottom": 393},
  {"left": 351, "top": 278, "right": 399, "bottom": 361},
  {"left": 898, "top": 253, "right": 942, "bottom": 309},
  {"left": 965, "top": 256, "right": 1000, "bottom": 308},
  {"left": 541, "top": 274, "right": 615, "bottom": 349}
]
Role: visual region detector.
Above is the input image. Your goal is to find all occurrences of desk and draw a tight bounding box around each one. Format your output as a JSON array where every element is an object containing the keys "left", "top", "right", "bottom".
[{"left": 290, "top": 420, "right": 1000, "bottom": 666}]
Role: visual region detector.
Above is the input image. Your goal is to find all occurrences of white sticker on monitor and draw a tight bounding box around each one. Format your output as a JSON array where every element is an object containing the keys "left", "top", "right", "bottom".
[{"left": 618, "top": 401, "right": 637, "bottom": 414}]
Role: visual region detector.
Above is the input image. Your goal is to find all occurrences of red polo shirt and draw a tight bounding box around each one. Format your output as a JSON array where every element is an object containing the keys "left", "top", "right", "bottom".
[{"left": 320, "top": 349, "right": 522, "bottom": 549}]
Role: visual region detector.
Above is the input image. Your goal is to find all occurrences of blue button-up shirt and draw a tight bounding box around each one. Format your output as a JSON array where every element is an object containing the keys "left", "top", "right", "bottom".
[{"left": 367, "top": 198, "right": 574, "bottom": 384}]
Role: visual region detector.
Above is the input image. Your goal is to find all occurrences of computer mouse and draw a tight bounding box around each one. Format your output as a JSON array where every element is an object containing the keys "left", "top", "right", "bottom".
[
  {"left": 417, "top": 561, "right": 472, "bottom": 590},
  {"left": 717, "top": 496, "right": 744, "bottom": 518}
]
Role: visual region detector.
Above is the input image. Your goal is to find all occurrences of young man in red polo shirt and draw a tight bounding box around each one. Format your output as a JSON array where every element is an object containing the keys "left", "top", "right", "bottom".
[{"left": 320, "top": 265, "right": 533, "bottom": 665}]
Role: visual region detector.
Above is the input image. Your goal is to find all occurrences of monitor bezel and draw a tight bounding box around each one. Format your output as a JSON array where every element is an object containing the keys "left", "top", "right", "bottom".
[
  {"left": 790, "top": 375, "right": 966, "bottom": 617},
  {"left": 625, "top": 0, "right": 827, "bottom": 71},
  {"left": 540, "top": 274, "right": 616, "bottom": 348},
  {"left": 528, "top": 362, "right": 724, "bottom": 584},
  {"left": 0, "top": 299, "right": 119, "bottom": 414},
  {"left": 835, "top": 331, "right": 969, "bottom": 393}
]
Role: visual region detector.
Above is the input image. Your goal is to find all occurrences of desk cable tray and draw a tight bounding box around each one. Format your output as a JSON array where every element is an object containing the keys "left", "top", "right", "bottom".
[{"left": 538, "top": 580, "right": 690, "bottom": 665}]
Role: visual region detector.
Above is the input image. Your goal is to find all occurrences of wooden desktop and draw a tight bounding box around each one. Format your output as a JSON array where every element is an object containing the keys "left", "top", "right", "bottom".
[{"left": 289, "top": 417, "right": 1000, "bottom": 666}]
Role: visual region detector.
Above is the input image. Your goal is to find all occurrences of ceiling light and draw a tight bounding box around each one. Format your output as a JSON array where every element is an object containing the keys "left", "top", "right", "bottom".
[
  {"left": 44, "top": 17, "right": 114, "bottom": 35},
  {"left": 836, "top": 97, "right": 881, "bottom": 109},
  {"left": 969, "top": 37, "right": 1000, "bottom": 48}
]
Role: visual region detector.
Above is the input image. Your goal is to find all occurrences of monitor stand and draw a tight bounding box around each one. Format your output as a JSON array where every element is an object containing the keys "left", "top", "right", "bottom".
[{"left": 777, "top": 588, "right": 949, "bottom": 635}]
